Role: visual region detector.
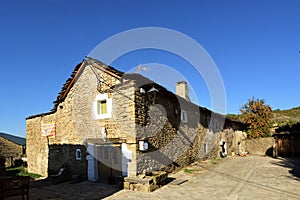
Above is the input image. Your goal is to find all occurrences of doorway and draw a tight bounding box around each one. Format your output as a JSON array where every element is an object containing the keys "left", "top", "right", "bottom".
[{"left": 97, "top": 145, "right": 122, "bottom": 182}]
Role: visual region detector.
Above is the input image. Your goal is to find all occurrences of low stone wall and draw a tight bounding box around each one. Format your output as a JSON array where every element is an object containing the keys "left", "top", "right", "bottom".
[
  {"left": 245, "top": 137, "right": 274, "bottom": 156},
  {"left": 48, "top": 144, "right": 87, "bottom": 179}
]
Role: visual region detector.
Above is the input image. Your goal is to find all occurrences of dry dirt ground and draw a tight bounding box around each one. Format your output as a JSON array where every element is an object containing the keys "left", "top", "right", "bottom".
[
  {"left": 5, "top": 155, "right": 300, "bottom": 200},
  {"left": 107, "top": 156, "right": 300, "bottom": 200}
]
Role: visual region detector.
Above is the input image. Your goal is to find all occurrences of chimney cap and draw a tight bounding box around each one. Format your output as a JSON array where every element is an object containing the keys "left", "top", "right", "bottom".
[{"left": 176, "top": 80, "right": 187, "bottom": 84}]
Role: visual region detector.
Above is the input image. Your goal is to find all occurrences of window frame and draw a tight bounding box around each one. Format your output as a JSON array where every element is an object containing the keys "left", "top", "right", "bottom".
[
  {"left": 97, "top": 99, "right": 108, "bottom": 115},
  {"left": 94, "top": 93, "right": 112, "bottom": 119},
  {"left": 76, "top": 149, "right": 82, "bottom": 160}
]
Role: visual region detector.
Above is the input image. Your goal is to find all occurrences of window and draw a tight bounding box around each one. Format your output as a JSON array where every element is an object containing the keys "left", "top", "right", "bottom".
[
  {"left": 174, "top": 106, "right": 179, "bottom": 116},
  {"left": 181, "top": 110, "right": 188, "bottom": 122},
  {"left": 94, "top": 93, "right": 112, "bottom": 119},
  {"left": 97, "top": 100, "right": 107, "bottom": 115},
  {"left": 207, "top": 116, "right": 212, "bottom": 132},
  {"left": 76, "top": 149, "right": 82, "bottom": 160}
]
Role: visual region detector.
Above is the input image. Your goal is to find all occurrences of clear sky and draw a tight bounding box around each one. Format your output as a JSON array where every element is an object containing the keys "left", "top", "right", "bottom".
[{"left": 0, "top": 0, "right": 299, "bottom": 138}]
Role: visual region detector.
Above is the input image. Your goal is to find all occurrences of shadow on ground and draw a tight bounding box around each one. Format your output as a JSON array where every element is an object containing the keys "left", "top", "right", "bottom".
[
  {"left": 271, "top": 157, "right": 300, "bottom": 180},
  {"left": 5, "top": 179, "right": 121, "bottom": 200}
]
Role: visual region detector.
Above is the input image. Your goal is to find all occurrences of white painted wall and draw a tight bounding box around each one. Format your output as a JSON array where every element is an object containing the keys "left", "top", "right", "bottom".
[
  {"left": 87, "top": 143, "right": 99, "bottom": 181},
  {"left": 121, "top": 143, "right": 132, "bottom": 176}
]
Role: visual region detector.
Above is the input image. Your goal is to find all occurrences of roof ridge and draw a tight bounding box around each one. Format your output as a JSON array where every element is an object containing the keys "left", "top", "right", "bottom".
[{"left": 0, "top": 132, "right": 26, "bottom": 145}]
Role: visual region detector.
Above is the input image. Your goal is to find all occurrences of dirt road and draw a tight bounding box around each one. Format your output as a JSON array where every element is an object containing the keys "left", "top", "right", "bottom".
[
  {"left": 6, "top": 156, "right": 300, "bottom": 199},
  {"left": 106, "top": 156, "right": 300, "bottom": 200}
]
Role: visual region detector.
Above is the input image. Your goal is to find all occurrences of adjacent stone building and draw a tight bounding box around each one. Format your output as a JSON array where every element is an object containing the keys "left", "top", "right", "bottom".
[
  {"left": 273, "top": 123, "right": 300, "bottom": 157},
  {"left": 26, "top": 57, "right": 246, "bottom": 180},
  {"left": 0, "top": 132, "right": 26, "bottom": 167}
]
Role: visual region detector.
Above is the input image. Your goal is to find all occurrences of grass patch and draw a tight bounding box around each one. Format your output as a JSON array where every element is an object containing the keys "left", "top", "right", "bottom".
[
  {"left": 6, "top": 166, "right": 42, "bottom": 179},
  {"left": 210, "top": 159, "right": 218, "bottom": 165},
  {"left": 210, "top": 157, "right": 222, "bottom": 165},
  {"left": 184, "top": 168, "right": 195, "bottom": 173}
]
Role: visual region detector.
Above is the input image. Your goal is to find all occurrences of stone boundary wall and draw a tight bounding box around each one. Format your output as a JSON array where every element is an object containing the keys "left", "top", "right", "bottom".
[{"left": 245, "top": 137, "right": 274, "bottom": 156}]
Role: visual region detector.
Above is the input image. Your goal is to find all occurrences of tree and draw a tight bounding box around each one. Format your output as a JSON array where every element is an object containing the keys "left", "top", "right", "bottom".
[{"left": 240, "top": 97, "right": 272, "bottom": 138}]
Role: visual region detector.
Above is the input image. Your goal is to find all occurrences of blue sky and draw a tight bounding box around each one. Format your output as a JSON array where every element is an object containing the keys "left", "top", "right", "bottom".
[{"left": 0, "top": 0, "right": 299, "bottom": 138}]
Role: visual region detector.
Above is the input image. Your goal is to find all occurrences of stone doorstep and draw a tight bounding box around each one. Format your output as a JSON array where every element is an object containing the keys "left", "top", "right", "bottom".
[
  {"left": 124, "top": 182, "right": 159, "bottom": 192},
  {"left": 124, "top": 176, "right": 153, "bottom": 185},
  {"left": 152, "top": 172, "right": 168, "bottom": 185},
  {"left": 123, "top": 172, "right": 168, "bottom": 192}
]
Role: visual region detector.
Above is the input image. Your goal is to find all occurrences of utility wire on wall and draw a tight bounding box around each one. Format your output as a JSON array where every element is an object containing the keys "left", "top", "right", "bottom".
[{"left": 84, "top": 57, "right": 137, "bottom": 103}]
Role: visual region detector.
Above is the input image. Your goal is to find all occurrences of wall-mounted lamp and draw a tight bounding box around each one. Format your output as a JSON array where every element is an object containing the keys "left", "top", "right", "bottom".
[{"left": 140, "top": 87, "right": 146, "bottom": 94}]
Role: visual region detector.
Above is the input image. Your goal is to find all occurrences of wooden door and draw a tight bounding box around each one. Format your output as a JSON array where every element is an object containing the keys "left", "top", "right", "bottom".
[
  {"left": 97, "top": 145, "right": 122, "bottom": 182},
  {"left": 277, "top": 137, "right": 290, "bottom": 157}
]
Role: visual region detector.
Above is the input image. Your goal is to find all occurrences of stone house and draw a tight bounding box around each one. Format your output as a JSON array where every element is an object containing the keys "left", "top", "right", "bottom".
[
  {"left": 26, "top": 57, "right": 246, "bottom": 180},
  {"left": 0, "top": 132, "right": 26, "bottom": 167}
]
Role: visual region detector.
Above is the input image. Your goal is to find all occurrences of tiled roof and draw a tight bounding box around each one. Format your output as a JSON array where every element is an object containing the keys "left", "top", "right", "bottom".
[
  {"left": 85, "top": 57, "right": 124, "bottom": 78},
  {"left": 51, "top": 61, "right": 83, "bottom": 112},
  {"left": 0, "top": 132, "right": 26, "bottom": 146},
  {"left": 51, "top": 57, "right": 124, "bottom": 112}
]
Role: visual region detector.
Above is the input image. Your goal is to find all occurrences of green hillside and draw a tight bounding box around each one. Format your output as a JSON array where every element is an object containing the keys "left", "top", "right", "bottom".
[
  {"left": 227, "top": 106, "right": 300, "bottom": 127},
  {"left": 272, "top": 106, "right": 300, "bottom": 127}
]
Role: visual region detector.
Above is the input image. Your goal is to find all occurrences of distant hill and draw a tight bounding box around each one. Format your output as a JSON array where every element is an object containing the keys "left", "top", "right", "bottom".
[
  {"left": 272, "top": 106, "right": 300, "bottom": 127},
  {"left": 227, "top": 106, "right": 300, "bottom": 128},
  {"left": 0, "top": 132, "right": 26, "bottom": 146}
]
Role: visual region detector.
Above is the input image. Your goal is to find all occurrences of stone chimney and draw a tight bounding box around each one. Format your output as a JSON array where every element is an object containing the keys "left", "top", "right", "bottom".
[{"left": 176, "top": 81, "right": 190, "bottom": 101}]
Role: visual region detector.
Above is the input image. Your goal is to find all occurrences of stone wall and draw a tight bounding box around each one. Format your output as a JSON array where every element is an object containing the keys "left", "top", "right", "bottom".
[
  {"left": 72, "top": 65, "right": 138, "bottom": 176},
  {"left": 26, "top": 61, "right": 247, "bottom": 178},
  {"left": 133, "top": 83, "right": 246, "bottom": 174},
  {"left": 245, "top": 137, "right": 274, "bottom": 156},
  {"left": 26, "top": 116, "right": 50, "bottom": 177},
  {"left": 0, "top": 136, "right": 23, "bottom": 167},
  {"left": 112, "top": 80, "right": 137, "bottom": 176},
  {"left": 48, "top": 144, "right": 87, "bottom": 179},
  {"left": 72, "top": 63, "right": 136, "bottom": 142},
  {"left": 26, "top": 63, "right": 138, "bottom": 177},
  {"left": 26, "top": 81, "right": 85, "bottom": 177}
]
